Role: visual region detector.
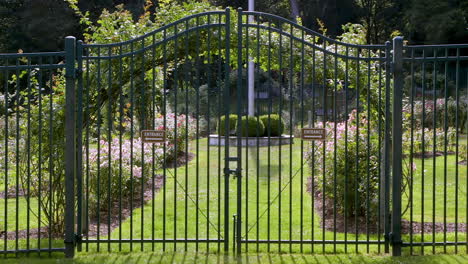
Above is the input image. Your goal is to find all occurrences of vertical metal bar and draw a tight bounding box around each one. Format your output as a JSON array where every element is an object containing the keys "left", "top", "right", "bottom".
[
  {"left": 236, "top": 8, "right": 242, "bottom": 255},
  {"left": 443, "top": 47, "right": 449, "bottom": 254},
  {"left": 195, "top": 16, "right": 201, "bottom": 252},
  {"left": 162, "top": 28, "right": 167, "bottom": 252},
  {"left": 151, "top": 34, "right": 156, "bottom": 252},
  {"left": 288, "top": 23, "right": 294, "bottom": 254},
  {"left": 432, "top": 49, "right": 437, "bottom": 255},
  {"left": 255, "top": 17, "right": 261, "bottom": 253},
  {"left": 355, "top": 47, "right": 360, "bottom": 254},
  {"left": 216, "top": 12, "right": 222, "bottom": 253},
  {"left": 129, "top": 41, "right": 135, "bottom": 252},
  {"left": 96, "top": 46, "right": 102, "bottom": 253},
  {"left": 278, "top": 22, "right": 283, "bottom": 253},
  {"left": 3, "top": 61, "right": 9, "bottom": 257},
  {"left": 85, "top": 49, "right": 91, "bottom": 252},
  {"left": 421, "top": 48, "right": 426, "bottom": 255},
  {"left": 107, "top": 46, "right": 113, "bottom": 253},
  {"left": 383, "top": 41, "right": 391, "bottom": 254},
  {"left": 391, "top": 36, "right": 403, "bottom": 257},
  {"left": 224, "top": 8, "right": 231, "bottom": 252},
  {"left": 322, "top": 40, "right": 327, "bottom": 254},
  {"left": 244, "top": 14, "right": 249, "bottom": 253},
  {"left": 377, "top": 46, "right": 383, "bottom": 254},
  {"left": 64, "top": 36, "right": 77, "bottom": 258},
  {"left": 217, "top": 13, "right": 222, "bottom": 253},
  {"left": 206, "top": 14, "right": 212, "bottom": 252},
  {"left": 37, "top": 58, "right": 43, "bottom": 254},
  {"left": 173, "top": 23, "right": 179, "bottom": 252},
  {"left": 140, "top": 37, "right": 146, "bottom": 252},
  {"left": 454, "top": 48, "right": 460, "bottom": 254},
  {"left": 15, "top": 57, "right": 19, "bottom": 257},
  {"left": 311, "top": 35, "right": 316, "bottom": 254},
  {"left": 267, "top": 17, "right": 272, "bottom": 253},
  {"left": 48, "top": 56, "right": 54, "bottom": 255},
  {"left": 184, "top": 19, "right": 189, "bottom": 252},
  {"left": 409, "top": 47, "right": 415, "bottom": 255},
  {"left": 76, "top": 40, "right": 84, "bottom": 252},
  {"left": 26, "top": 57, "right": 31, "bottom": 255},
  {"left": 344, "top": 45, "right": 349, "bottom": 254},
  {"left": 299, "top": 29, "right": 305, "bottom": 254},
  {"left": 366, "top": 48, "right": 371, "bottom": 254},
  {"left": 333, "top": 43, "right": 338, "bottom": 254},
  {"left": 118, "top": 44, "right": 124, "bottom": 252}
]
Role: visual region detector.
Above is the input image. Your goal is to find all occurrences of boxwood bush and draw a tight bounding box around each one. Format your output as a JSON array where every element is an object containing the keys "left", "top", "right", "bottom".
[
  {"left": 260, "top": 114, "right": 285, "bottom": 136},
  {"left": 237, "top": 116, "right": 265, "bottom": 137},
  {"left": 217, "top": 114, "right": 238, "bottom": 136}
]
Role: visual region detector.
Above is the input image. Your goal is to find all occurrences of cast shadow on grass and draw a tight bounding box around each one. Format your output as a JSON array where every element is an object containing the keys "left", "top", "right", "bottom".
[{"left": 7, "top": 251, "right": 468, "bottom": 264}]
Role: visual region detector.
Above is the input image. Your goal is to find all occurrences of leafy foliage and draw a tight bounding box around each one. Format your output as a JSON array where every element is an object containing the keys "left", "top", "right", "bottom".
[
  {"left": 237, "top": 115, "right": 265, "bottom": 137},
  {"left": 259, "top": 114, "right": 284, "bottom": 136}
]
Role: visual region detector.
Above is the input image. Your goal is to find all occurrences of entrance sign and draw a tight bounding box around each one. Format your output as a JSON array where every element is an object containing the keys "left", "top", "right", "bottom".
[
  {"left": 141, "top": 130, "right": 165, "bottom": 143},
  {"left": 301, "top": 128, "right": 326, "bottom": 141}
]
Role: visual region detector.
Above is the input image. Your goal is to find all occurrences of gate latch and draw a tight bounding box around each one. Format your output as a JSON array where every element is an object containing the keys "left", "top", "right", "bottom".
[{"left": 224, "top": 167, "right": 241, "bottom": 179}]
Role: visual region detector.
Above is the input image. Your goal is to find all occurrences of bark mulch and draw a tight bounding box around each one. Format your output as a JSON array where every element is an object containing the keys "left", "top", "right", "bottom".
[{"left": 307, "top": 177, "right": 466, "bottom": 235}]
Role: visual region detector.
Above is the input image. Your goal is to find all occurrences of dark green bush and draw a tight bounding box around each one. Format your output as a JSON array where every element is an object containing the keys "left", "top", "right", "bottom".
[
  {"left": 237, "top": 116, "right": 265, "bottom": 137},
  {"left": 259, "top": 114, "right": 285, "bottom": 136},
  {"left": 218, "top": 114, "right": 238, "bottom": 136}
]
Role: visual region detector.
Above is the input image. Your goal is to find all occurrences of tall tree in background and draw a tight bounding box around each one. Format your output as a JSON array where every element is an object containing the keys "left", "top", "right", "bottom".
[
  {"left": 405, "top": 0, "right": 468, "bottom": 44},
  {"left": 296, "top": 0, "right": 360, "bottom": 38},
  {"left": 355, "top": 0, "right": 403, "bottom": 44}
]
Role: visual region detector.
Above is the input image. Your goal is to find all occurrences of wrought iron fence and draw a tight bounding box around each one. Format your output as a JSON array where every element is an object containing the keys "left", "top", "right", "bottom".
[{"left": 0, "top": 8, "right": 466, "bottom": 258}]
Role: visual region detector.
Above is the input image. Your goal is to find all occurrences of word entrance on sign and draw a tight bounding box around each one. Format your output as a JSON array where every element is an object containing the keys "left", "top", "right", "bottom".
[
  {"left": 141, "top": 130, "right": 165, "bottom": 143},
  {"left": 301, "top": 128, "right": 326, "bottom": 141}
]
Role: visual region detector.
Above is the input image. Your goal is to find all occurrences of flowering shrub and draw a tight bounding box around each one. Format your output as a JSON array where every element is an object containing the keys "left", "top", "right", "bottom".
[
  {"left": 308, "top": 110, "right": 414, "bottom": 222},
  {"left": 86, "top": 138, "right": 162, "bottom": 216},
  {"left": 154, "top": 112, "right": 196, "bottom": 161},
  {"left": 86, "top": 112, "right": 196, "bottom": 216},
  {"left": 403, "top": 97, "right": 467, "bottom": 131},
  {"left": 402, "top": 99, "right": 459, "bottom": 155}
]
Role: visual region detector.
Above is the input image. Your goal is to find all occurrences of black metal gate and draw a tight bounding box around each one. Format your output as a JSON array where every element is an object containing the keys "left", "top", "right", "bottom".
[{"left": 0, "top": 8, "right": 467, "bottom": 258}]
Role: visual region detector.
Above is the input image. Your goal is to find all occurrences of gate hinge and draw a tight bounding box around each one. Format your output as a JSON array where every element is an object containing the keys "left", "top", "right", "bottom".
[
  {"left": 75, "top": 233, "right": 83, "bottom": 244},
  {"left": 224, "top": 167, "right": 241, "bottom": 178},
  {"left": 389, "top": 232, "right": 402, "bottom": 246}
]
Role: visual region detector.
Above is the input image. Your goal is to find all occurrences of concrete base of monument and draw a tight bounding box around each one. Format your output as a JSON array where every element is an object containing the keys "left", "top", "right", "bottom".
[{"left": 208, "top": 134, "right": 294, "bottom": 147}]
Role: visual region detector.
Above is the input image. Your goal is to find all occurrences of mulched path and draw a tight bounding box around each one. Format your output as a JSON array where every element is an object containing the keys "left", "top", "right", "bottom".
[
  {"left": 0, "top": 187, "right": 25, "bottom": 199},
  {"left": 0, "top": 227, "right": 52, "bottom": 240},
  {"left": 458, "top": 160, "right": 467, "bottom": 165},
  {"left": 307, "top": 177, "right": 467, "bottom": 235}
]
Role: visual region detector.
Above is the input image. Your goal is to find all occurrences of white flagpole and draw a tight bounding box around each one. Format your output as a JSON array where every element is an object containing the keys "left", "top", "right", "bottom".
[{"left": 248, "top": 0, "right": 255, "bottom": 116}]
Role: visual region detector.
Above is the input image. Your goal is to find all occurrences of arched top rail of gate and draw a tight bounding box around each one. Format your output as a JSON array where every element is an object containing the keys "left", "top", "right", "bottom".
[{"left": 81, "top": 10, "right": 230, "bottom": 60}]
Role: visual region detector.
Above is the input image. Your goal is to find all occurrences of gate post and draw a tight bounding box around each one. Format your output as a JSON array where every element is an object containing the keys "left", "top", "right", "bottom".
[
  {"left": 391, "top": 36, "right": 404, "bottom": 256},
  {"left": 64, "top": 36, "right": 77, "bottom": 258}
]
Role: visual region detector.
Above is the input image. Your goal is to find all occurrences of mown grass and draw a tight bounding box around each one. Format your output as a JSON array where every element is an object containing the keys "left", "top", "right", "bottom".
[
  {"left": 0, "top": 136, "right": 466, "bottom": 256},
  {"left": 2, "top": 252, "right": 468, "bottom": 264}
]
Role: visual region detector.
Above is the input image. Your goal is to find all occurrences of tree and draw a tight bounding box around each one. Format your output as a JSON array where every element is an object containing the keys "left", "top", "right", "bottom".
[
  {"left": 355, "top": 0, "right": 404, "bottom": 44},
  {"left": 405, "top": 0, "right": 468, "bottom": 44}
]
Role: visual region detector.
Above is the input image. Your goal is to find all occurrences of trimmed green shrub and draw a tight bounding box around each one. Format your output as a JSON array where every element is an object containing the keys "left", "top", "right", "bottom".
[
  {"left": 237, "top": 116, "right": 265, "bottom": 137},
  {"left": 218, "top": 114, "right": 238, "bottom": 136},
  {"left": 260, "top": 114, "right": 285, "bottom": 136}
]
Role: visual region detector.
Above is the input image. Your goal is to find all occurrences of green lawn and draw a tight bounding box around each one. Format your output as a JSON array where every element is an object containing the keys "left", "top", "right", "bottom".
[
  {"left": 2, "top": 252, "right": 468, "bottom": 264},
  {"left": 0, "top": 136, "right": 467, "bottom": 256}
]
